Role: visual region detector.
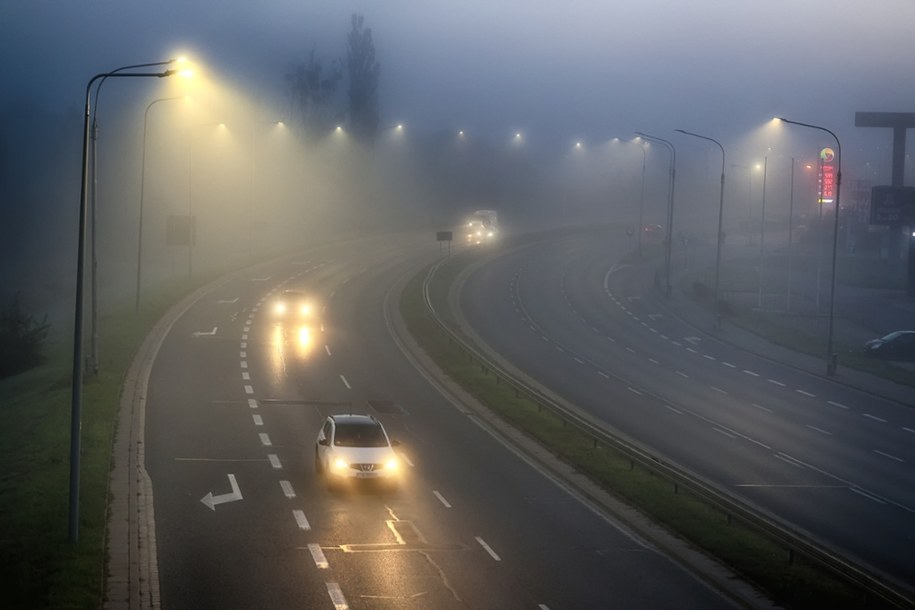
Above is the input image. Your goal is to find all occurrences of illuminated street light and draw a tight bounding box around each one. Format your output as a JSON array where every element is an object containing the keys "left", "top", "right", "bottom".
[
  {"left": 136, "top": 95, "right": 185, "bottom": 313},
  {"left": 777, "top": 117, "right": 843, "bottom": 376},
  {"left": 630, "top": 137, "right": 649, "bottom": 258},
  {"left": 71, "top": 63, "right": 177, "bottom": 543},
  {"left": 675, "top": 129, "right": 726, "bottom": 328},
  {"left": 87, "top": 58, "right": 179, "bottom": 374},
  {"left": 635, "top": 132, "right": 677, "bottom": 297}
]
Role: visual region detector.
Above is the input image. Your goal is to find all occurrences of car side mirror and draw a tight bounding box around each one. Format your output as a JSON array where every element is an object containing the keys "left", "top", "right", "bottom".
[{"left": 318, "top": 438, "right": 329, "bottom": 446}]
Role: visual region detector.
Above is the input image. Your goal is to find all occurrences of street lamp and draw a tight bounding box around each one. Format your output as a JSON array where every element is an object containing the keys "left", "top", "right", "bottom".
[
  {"left": 136, "top": 95, "right": 184, "bottom": 313},
  {"left": 71, "top": 64, "right": 177, "bottom": 543},
  {"left": 87, "top": 59, "right": 178, "bottom": 374},
  {"left": 635, "top": 132, "right": 677, "bottom": 297},
  {"left": 630, "top": 137, "right": 649, "bottom": 258},
  {"left": 777, "top": 117, "right": 843, "bottom": 376},
  {"left": 675, "top": 129, "right": 726, "bottom": 328}
]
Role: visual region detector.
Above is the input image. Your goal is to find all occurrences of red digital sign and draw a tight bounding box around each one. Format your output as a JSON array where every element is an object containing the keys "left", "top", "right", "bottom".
[{"left": 818, "top": 147, "right": 836, "bottom": 204}]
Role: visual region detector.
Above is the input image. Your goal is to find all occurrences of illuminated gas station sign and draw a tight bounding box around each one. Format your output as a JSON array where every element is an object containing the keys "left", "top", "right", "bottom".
[{"left": 818, "top": 147, "right": 836, "bottom": 204}]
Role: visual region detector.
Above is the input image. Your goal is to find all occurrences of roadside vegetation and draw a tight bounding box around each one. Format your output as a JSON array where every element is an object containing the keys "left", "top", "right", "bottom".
[
  {"left": 0, "top": 294, "right": 51, "bottom": 378},
  {"left": 0, "top": 277, "right": 197, "bottom": 608},
  {"left": 400, "top": 248, "right": 887, "bottom": 609}
]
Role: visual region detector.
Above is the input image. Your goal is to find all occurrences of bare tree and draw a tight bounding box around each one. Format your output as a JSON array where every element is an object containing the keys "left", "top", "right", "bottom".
[
  {"left": 346, "top": 13, "right": 380, "bottom": 143},
  {"left": 286, "top": 48, "right": 342, "bottom": 138}
]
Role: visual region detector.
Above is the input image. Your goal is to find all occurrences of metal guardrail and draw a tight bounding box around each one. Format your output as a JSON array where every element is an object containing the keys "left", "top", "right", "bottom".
[{"left": 422, "top": 257, "right": 915, "bottom": 610}]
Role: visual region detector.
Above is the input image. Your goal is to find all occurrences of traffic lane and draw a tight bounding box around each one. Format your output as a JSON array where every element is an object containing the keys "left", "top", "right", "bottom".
[
  {"left": 147, "top": 243, "right": 406, "bottom": 608},
  {"left": 462, "top": 232, "right": 915, "bottom": 580}
]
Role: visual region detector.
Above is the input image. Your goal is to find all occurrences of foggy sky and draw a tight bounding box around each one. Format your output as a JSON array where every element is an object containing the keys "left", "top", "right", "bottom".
[
  {"left": 3, "top": 0, "right": 914, "bottom": 147},
  {"left": 2, "top": 0, "right": 914, "bottom": 320}
]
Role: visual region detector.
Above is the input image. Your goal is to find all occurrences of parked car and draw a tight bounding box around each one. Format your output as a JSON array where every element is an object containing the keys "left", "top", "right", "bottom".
[
  {"left": 863, "top": 331, "right": 915, "bottom": 360},
  {"left": 315, "top": 414, "right": 400, "bottom": 490}
]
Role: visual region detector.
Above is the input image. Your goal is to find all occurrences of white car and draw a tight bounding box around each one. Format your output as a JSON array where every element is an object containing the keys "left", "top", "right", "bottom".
[{"left": 315, "top": 414, "right": 400, "bottom": 490}]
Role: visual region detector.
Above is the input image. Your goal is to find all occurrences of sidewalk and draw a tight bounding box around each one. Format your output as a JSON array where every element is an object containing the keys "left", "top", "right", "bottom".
[{"left": 646, "top": 254, "right": 915, "bottom": 408}]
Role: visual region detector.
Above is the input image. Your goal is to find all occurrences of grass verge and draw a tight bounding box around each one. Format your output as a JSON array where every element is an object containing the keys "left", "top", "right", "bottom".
[
  {"left": 0, "top": 275, "right": 207, "bottom": 609},
  {"left": 400, "top": 256, "right": 881, "bottom": 609}
]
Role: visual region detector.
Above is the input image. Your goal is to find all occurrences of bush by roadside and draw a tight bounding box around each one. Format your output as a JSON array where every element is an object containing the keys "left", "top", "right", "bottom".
[{"left": 0, "top": 293, "right": 50, "bottom": 379}]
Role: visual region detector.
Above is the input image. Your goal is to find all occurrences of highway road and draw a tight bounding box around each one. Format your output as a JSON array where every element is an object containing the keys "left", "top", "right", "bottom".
[
  {"left": 145, "top": 233, "right": 735, "bottom": 609},
  {"left": 458, "top": 228, "right": 915, "bottom": 588}
]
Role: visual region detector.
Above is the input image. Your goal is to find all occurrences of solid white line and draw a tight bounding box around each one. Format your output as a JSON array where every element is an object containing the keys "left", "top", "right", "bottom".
[
  {"left": 767, "top": 379, "right": 785, "bottom": 387},
  {"left": 308, "top": 543, "right": 328, "bottom": 568},
  {"left": 259, "top": 433, "right": 272, "bottom": 446},
  {"left": 326, "top": 582, "right": 348, "bottom": 610},
  {"left": 268, "top": 454, "right": 282, "bottom": 469},
  {"left": 241, "top": 361, "right": 248, "bottom": 369},
  {"left": 850, "top": 487, "right": 887, "bottom": 505},
  {"left": 743, "top": 369, "right": 759, "bottom": 377},
  {"left": 433, "top": 490, "right": 452, "bottom": 508},
  {"left": 676, "top": 371, "right": 688, "bottom": 378},
  {"left": 475, "top": 537, "right": 501, "bottom": 561},
  {"left": 280, "top": 480, "right": 296, "bottom": 498},
  {"left": 712, "top": 427, "right": 736, "bottom": 439},
  {"left": 806, "top": 425, "right": 832, "bottom": 436},
  {"left": 294, "top": 509, "right": 311, "bottom": 531},
  {"left": 242, "top": 372, "right": 250, "bottom": 380},
  {"left": 665, "top": 405, "right": 683, "bottom": 415},
  {"left": 244, "top": 385, "right": 254, "bottom": 395},
  {"left": 796, "top": 389, "right": 816, "bottom": 398},
  {"left": 252, "top": 414, "right": 263, "bottom": 426},
  {"left": 873, "top": 449, "right": 904, "bottom": 463},
  {"left": 340, "top": 375, "right": 351, "bottom": 390},
  {"left": 774, "top": 452, "right": 805, "bottom": 469},
  {"left": 863, "top": 413, "right": 887, "bottom": 423},
  {"left": 627, "top": 387, "right": 642, "bottom": 396},
  {"left": 248, "top": 398, "right": 258, "bottom": 409},
  {"left": 325, "top": 345, "right": 332, "bottom": 356},
  {"left": 722, "top": 361, "right": 736, "bottom": 368},
  {"left": 827, "top": 400, "right": 849, "bottom": 410}
]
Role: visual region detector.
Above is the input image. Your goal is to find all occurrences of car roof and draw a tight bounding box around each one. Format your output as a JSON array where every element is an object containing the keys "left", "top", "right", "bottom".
[{"left": 330, "top": 414, "right": 380, "bottom": 426}]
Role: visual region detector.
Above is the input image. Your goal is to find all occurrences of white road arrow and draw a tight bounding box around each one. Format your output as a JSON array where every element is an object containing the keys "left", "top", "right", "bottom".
[
  {"left": 192, "top": 327, "right": 218, "bottom": 337},
  {"left": 200, "top": 474, "right": 243, "bottom": 511}
]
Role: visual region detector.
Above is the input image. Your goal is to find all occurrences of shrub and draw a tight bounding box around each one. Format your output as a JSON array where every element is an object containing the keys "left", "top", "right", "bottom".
[{"left": 0, "top": 294, "right": 50, "bottom": 378}]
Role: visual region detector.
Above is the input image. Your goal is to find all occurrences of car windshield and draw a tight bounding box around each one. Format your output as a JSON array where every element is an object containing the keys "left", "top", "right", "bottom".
[{"left": 333, "top": 423, "right": 388, "bottom": 447}]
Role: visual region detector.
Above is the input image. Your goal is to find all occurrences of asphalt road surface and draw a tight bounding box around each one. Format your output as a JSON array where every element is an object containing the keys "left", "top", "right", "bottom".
[
  {"left": 145, "top": 233, "right": 735, "bottom": 609},
  {"left": 459, "top": 228, "right": 915, "bottom": 588}
]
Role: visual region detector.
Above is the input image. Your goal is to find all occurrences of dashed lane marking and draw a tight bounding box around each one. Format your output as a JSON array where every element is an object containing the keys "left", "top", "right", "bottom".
[
  {"left": 433, "top": 490, "right": 452, "bottom": 508},
  {"left": 475, "top": 537, "right": 501, "bottom": 561},
  {"left": 326, "top": 582, "right": 349, "bottom": 610},
  {"left": 294, "top": 509, "right": 311, "bottom": 530},
  {"left": 308, "top": 543, "right": 328, "bottom": 568}
]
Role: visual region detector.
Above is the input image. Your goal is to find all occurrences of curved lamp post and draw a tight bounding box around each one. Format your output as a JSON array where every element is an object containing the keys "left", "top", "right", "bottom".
[
  {"left": 777, "top": 117, "right": 842, "bottom": 376},
  {"left": 88, "top": 60, "right": 177, "bottom": 374},
  {"left": 136, "top": 95, "right": 184, "bottom": 313},
  {"left": 675, "top": 129, "right": 726, "bottom": 328},
  {"left": 635, "top": 132, "right": 677, "bottom": 297},
  {"left": 71, "top": 64, "right": 177, "bottom": 543}
]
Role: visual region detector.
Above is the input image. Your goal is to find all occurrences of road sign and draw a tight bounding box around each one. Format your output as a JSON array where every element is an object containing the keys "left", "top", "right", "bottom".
[
  {"left": 436, "top": 231, "right": 453, "bottom": 242},
  {"left": 870, "top": 186, "right": 915, "bottom": 226}
]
